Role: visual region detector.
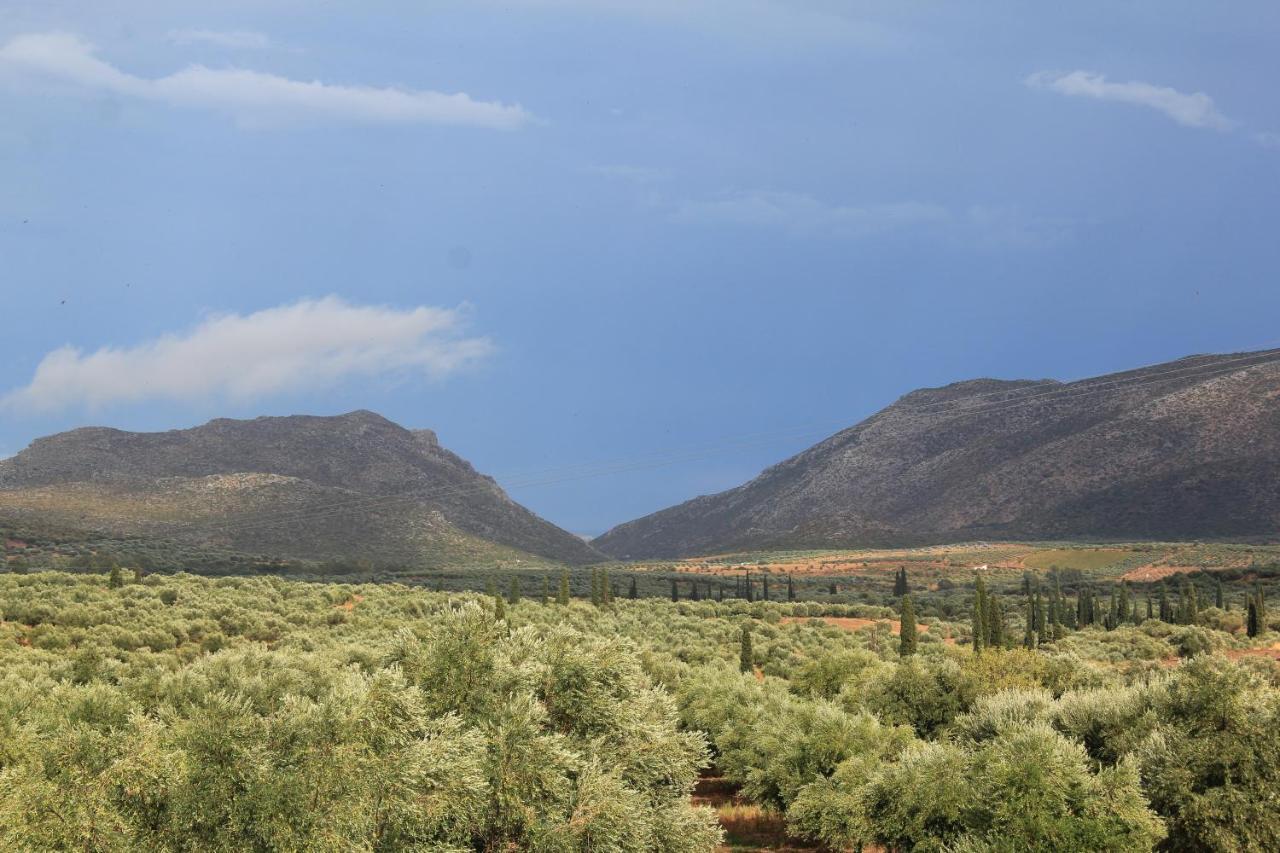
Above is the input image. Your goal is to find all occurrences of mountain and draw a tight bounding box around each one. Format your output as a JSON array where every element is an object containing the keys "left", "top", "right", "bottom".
[
  {"left": 594, "top": 349, "right": 1280, "bottom": 559},
  {"left": 0, "top": 410, "right": 602, "bottom": 565}
]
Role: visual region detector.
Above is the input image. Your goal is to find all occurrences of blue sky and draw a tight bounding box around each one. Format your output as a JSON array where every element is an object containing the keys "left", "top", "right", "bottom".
[{"left": 2, "top": 1, "right": 1279, "bottom": 535}]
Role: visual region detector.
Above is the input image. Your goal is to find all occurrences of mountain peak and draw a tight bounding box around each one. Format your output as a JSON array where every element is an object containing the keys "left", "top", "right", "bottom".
[
  {"left": 595, "top": 349, "right": 1280, "bottom": 559},
  {"left": 1, "top": 411, "right": 601, "bottom": 565}
]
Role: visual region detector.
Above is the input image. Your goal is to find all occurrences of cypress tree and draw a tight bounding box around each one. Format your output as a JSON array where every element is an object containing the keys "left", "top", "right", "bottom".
[
  {"left": 508, "top": 576, "right": 521, "bottom": 605},
  {"left": 989, "top": 596, "right": 1006, "bottom": 648},
  {"left": 739, "top": 626, "right": 754, "bottom": 674},
  {"left": 1256, "top": 584, "right": 1268, "bottom": 633},
  {"left": 1035, "top": 592, "right": 1047, "bottom": 639},
  {"left": 1215, "top": 577, "right": 1225, "bottom": 610},
  {"left": 601, "top": 570, "right": 612, "bottom": 605},
  {"left": 972, "top": 574, "right": 988, "bottom": 654},
  {"left": 690, "top": 582, "right": 701, "bottom": 601},
  {"left": 761, "top": 575, "right": 770, "bottom": 601},
  {"left": 899, "top": 594, "right": 918, "bottom": 657},
  {"left": 132, "top": 566, "right": 144, "bottom": 583},
  {"left": 745, "top": 573, "right": 754, "bottom": 603},
  {"left": 716, "top": 585, "right": 724, "bottom": 602},
  {"left": 1117, "top": 583, "right": 1130, "bottom": 623},
  {"left": 1247, "top": 596, "right": 1260, "bottom": 638},
  {"left": 628, "top": 575, "right": 638, "bottom": 599},
  {"left": 494, "top": 590, "right": 507, "bottom": 622},
  {"left": 893, "top": 566, "right": 908, "bottom": 597},
  {"left": 1024, "top": 595, "right": 1037, "bottom": 648},
  {"left": 108, "top": 563, "right": 123, "bottom": 589},
  {"left": 1158, "top": 584, "right": 1171, "bottom": 622},
  {"left": 787, "top": 574, "right": 796, "bottom": 602},
  {"left": 558, "top": 570, "right": 570, "bottom": 605},
  {"left": 670, "top": 578, "right": 679, "bottom": 602}
]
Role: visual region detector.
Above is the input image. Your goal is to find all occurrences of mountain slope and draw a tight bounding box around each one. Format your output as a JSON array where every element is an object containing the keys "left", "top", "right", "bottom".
[
  {"left": 594, "top": 350, "right": 1280, "bottom": 559},
  {"left": 0, "top": 410, "right": 601, "bottom": 565}
]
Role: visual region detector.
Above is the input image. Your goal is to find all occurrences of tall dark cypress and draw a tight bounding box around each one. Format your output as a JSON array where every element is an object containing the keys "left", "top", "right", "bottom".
[
  {"left": 899, "top": 594, "right": 918, "bottom": 657},
  {"left": 628, "top": 576, "right": 638, "bottom": 599},
  {"left": 973, "top": 574, "right": 988, "bottom": 654},
  {"left": 991, "top": 597, "right": 1006, "bottom": 647},
  {"left": 745, "top": 573, "right": 754, "bottom": 603},
  {"left": 739, "top": 626, "right": 754, "bottom": 674},
  {"left": 1215, "top": 577, "right": 1225, "bottom": 610},
  {"left": 762, "top": 575, "right": 770, "bottom": 601},
  {"left": 894, "top": 566, "right": 909, "bottom": 597},
  {"left": 670, "top": 578, "right": 679, "bottom": 602},
  {"left": 787, "top": 574, "right": 796, "bottom": 602},
  {"left": 1024, "top": 595, "right": 1036, "bottom": 648}
]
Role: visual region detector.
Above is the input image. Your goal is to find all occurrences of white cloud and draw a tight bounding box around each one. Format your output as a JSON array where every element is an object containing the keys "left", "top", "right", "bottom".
[
  {"left": 0, "top": 32, "right": 531, "bottom": 129},
  {"left": 166, "top": 29, "right": 273, "bottom": 50},
  {"left": 2, "top": 297, "right": 495, "bottom": 413},
  {"left": 1026, "top": 70, "right": 1234, "bottom": 130},
  {"left": 671, "top": 190, "right": 949, "bottom": 236}
]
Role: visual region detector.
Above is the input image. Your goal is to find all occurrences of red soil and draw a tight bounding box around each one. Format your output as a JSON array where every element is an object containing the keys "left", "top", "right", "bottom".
[{"left": 781, "top": 615, "right": 956, "bottom": 645}]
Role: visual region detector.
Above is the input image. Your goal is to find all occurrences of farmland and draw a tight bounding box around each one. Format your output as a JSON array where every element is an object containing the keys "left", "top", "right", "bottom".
[{"left": 2, "top": 543, "right": 1279, "bottom": 851}]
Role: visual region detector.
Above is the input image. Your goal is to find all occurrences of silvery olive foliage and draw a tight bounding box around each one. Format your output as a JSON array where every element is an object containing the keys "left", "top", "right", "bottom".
[{"left": 2, "top": 570, "right": 1278, "bottom": 852}]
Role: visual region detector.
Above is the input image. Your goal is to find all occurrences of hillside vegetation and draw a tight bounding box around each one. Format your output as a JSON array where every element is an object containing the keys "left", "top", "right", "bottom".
[
  {"left": 0, "top": 411, "right": 602, "bottom": 566},
  {"left": 595, "top": 349, "right": 1280, "bottom": 558}
]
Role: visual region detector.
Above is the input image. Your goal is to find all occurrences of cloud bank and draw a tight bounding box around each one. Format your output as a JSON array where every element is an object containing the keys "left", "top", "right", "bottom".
[
  {"left": 1026, "top": 70, "right": 1233, "bottom": 130},
  {"left": 0, "top": 32, "right": 531, "bottom": 129},
  {"left": 3, "top": 297, "right": 494, "bottom": 413}
]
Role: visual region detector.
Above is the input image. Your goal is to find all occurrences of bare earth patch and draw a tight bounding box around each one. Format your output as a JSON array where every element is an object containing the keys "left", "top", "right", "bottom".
[
  {"left": 781, "top": 615, "right": 956, "bottom": 645},
  {"left": 1122, "top": 565, "right": 1205, "bottom": 582},
  {"left": 693, "top": 772, "right": 819, "bottom": 853}
]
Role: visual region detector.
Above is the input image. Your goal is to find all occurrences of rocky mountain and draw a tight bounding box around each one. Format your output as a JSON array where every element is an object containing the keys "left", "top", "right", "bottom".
[
  {"left": 594, "top": 349, "right": 1280, "bottom": 559},
  {"left": 0, "top": 410, "right": 602, "bottom": 565}
]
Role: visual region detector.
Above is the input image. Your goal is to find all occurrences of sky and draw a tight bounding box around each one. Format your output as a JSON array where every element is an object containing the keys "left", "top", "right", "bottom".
[{"left": 2, "top": 1, "right": 1279, "bottom": 536}]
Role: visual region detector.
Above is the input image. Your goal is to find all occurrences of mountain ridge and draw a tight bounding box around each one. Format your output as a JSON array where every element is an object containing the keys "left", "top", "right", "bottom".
[
  {"left": 593, "top": 349, "right": 1280, "bottom": 559},
  {"left": 0, "top": 410, "right": 602, "bottom": 565}
]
